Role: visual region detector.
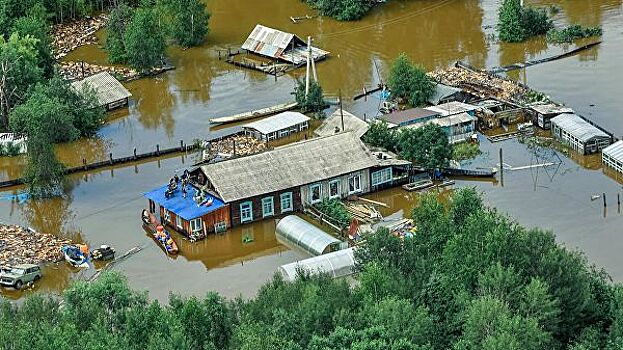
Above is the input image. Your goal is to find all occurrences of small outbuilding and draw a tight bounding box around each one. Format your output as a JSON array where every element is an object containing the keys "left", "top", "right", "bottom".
[
  {"left": 314, "top": 109, "right": 370, "bottom": 139},
  {"left": 379, "top": 108, "right": 440, "bottom": 128},
  {"left": 279, "top": 247, "right": 356, "bottom": 281},
  {"left": 550, "top": 113, "right": 612, "bottom": 155},
  {"left": 242, "top": 111, "right": 310, "bottom": 141},
  {"left": 276, "top": 215, "right": 342, "bottom": 256},
  {"left": 603, "top": 141, "right": 623, "bottom": 175},
  {"left": 71, "top": 71, "right": 132, "bottom": 110},
  {"left": 529, "top": 103, "right": 574, "bottom": 129},
  {"left": 427, "top": 83, "right": 464, "bottom": 105}
]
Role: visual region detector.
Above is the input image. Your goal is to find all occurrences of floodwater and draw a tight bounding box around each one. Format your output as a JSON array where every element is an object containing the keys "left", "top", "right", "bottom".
[{"left": 1, "top": 0, "right": 623, "bottom": 300}]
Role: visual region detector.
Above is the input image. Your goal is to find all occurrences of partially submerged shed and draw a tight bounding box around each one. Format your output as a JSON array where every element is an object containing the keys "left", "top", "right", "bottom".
[
  {"left": 602, "top": 141, "right": 623, "bottom": 175},
  {"left": 241, "top": 24, "right": 329, "bottom": 65},
  {"left": 279, "top": 247, "right": 356, "bottom": 281},
  {"left": 242, "top": 111, "right": 310, "bottom": 141},
  {"left": 529, "top": 103, "right": 574, "bottom": 129},
  {"left": 276, "top": 215, "right": 342, "bottom": 255},
  {"left": 550, "top": 113, "right": 612, "bottom": 155},
  {"left": 70, "top": 71, "right": 132, "bottom": 110},
  {"left": 314, "top": 109, "right": 370, "bottom": 139},
  {"left": 379, "top": 108, "right": 440, "bottom": 128},
  {"left": 427, "top": 83, "right": 464, "bottom": 105}
]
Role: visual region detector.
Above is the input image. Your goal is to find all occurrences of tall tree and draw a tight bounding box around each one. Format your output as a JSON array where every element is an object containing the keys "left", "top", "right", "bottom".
[
  {"left": 397, "top": 124, "right": 452, "bottom": 168},
  {"left": 387, "top": 53, "right": 435, "bottom": 107},
  {"left": 168, "top": 0, "right": 210, "bottom": 47},
  {"left": 11, "top": 14, "right": 54, "bottom": 77},
  {"left": 123, "top": 7, "right": 166, "bottom": 72},
  {"left": 105, "top": 3, "right": 134, "bottom": 64}
]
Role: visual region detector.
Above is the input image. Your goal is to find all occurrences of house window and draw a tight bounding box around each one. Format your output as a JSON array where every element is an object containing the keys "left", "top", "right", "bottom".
[
  {"left": 175, "top": 215, "right": 183, "bottom": 229},
  {"left": 280, "top": 192, "right": 293, "bottom": 213},
  {"left": 329, "top": 179, "right": 341, "bottom": 199},
  {"left": 371, "top": 168, "right": 393, "bottom": 186},
  {"left": 310, "top": 183, "right": 322, "bottom": 204},
  {"left": 163, "top": 208, "right": 171, "bottom": 223},
  {"left": 279, "top": 130, "right": 290, "bottom": 138},
  {"left": 348, "top": 174, "right": 362, "bottom": 194},
  {"left": 262, "top": 197, "right": 274, "bottom": 217},
  {"left": 240, "top": 201, "right": 253, "bottom": 223},
  {"left": 190, "top": 218, "right": 202, "bottom": 233}
]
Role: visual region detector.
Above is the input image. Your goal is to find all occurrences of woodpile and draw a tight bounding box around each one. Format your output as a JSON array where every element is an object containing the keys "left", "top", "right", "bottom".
[
  {"left": 52, "top": 14, "right": 108, "bottom": 59},
  {"left": 58, "top": 61, "right": 138, "bottom": 82},
  {"left": 0, "top": 224, "right": 71, "bottom": 266},
  {"left": 202, "top": 135, "right": 267, "bottom": 161},
  {"left": 344, "top": 202, "right": 382, "bottom": 224},
  {"left": 428, "top": 66, "right": 530, "bottom": 103}
]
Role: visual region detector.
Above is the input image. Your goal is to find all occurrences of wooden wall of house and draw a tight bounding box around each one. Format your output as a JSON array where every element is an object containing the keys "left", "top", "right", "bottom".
[
  {"left": 158, "top": 205, "right": 231, "bottom": 236},
  {"left": 299, "top": 169, "right": 371, "bottom": 206},
  {"left": 230, "top": 187, "right": 302, "bottom": 226}
]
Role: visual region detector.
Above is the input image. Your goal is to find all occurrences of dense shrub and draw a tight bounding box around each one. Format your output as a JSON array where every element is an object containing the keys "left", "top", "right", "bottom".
[
  {"left": 547, "top": 25, "right": 603, "bottom": 43},
  {"left": 315, "top": 198, "right": 352, "bottom": 227},
  {"left": 304, "top": 0, "right": 372, "bottom": 21},
  {"left": 498, "top": 0, "right": 553, "bottom": 42},
  {"left": 387, "top": 53, "right": 435, "bottom": 107}
]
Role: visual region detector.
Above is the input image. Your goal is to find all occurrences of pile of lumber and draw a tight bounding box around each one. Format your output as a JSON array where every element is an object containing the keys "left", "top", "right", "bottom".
[
  {"left": 58, "top": 61, "right": 138, "bottom": 81},
  {"left": 0, "top": 224, "right": 71, "bottom": 266},
  {"left": 52, "top": 14, "right": 108, "bottom": 59},
  {"left": 203, "top": 135, "right": 267, "bottom": 160},
  {"left": 428, "top": 66, "right": 530, "bottom": 103},
  {"left": 345, "top": 202, "right": 382, "bottom": 224}
]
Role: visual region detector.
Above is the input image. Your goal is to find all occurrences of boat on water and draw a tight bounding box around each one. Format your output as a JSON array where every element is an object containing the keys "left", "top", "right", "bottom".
[
  {"left": 208, "top": 102, "right": 298, "bottom": 125},
  {"left": 61, "top": 244, "right": 89, "bottom": 268},
  {"left": 91, "top": 245, "right": 115, "bottom": 261},
  {"left": 402, "top": 179, "right": 434, "bottom": 192},
  {"left": 141, "top": 210, "right": 179, "bottom": 255},
  {"left": 440, "top": 167, "right": 497, "bottom": 178}
]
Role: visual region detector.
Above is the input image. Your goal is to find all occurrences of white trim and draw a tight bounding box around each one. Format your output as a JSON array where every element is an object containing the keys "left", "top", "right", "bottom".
[
  {"left": 348, "top": 174, "right": 362, "bottom": 194},
  {"left": 240, "top": 201, "right": 253, "bottom": 223},
  {"left": 329, "top": 179, "right": 341, "bottom": 199},
  {"left": 280, "top": 192, "right": 293, "bottom": 213},
  {"left": 190, "top": 218, "right": 202, "bottom": 234},
  {"left": 310, "top": 183, "right": 322, "bottom": 204},
  {"left": 262, "top": 196, "right": 274, "bottom": 217}
]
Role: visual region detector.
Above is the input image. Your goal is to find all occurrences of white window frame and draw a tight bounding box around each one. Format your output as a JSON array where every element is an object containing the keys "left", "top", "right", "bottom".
[
  {"left": 262, "top": 196, "right": 274, "bottom": 218},
  {"left": 280, "top": 192, "right": 293, "bottom": 213},
  {"left": 163, "top": 208, "right": 171, "bottom": 223},
  {"left": 371, "top": 168, "right": 393, "bottom": 186},
  {"left": 279, "top": 130, "right": 290, "bottom": 138},
  {"left": 309, "top": 183, "right": 322, "bottom": 204},
  {"left": 190, "top": 218, "right": 202, "bottom": 234},
  {"left": 348, "top": 174, "right": 362, "bottom": 194},
  {"left": 267, "top": 132, "right": 276, "bottom": 141},
  {"left": 175, "top": 215, "right": 183, "bottom": 229},
  {"left": 328, "top": 179, "right": 341, "bottom": 199},
  {"left": 240, "top": 201, "right": 253, "bottom": 223}
]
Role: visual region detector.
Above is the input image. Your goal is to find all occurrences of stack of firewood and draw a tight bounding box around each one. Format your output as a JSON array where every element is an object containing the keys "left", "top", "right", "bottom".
[
  {"left": 52, "top": 14, "right": 108, "bottom": 59},
  {"left": 58, "top": 61, "right": 138, "bottom": 81},
  {"left": 0, "top": 224, "right": 71, "bottom": 266}
]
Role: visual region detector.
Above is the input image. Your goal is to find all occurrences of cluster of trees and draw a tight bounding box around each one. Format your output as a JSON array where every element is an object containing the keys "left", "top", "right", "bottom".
[
  {"left": 363, "top": 121, "right": 452, "bottom": 169},
  {"left": 387, "top": 53, "right": 435, "bottom": 107},
  {"left": 3, "top": 189, "right": 623, "bottom": 350},
  {"left": 498, "top": 0, "right": 553, "bottom": 42},
  {"left": 293, "top": 79, "right": 325, "bottom": 114},
  {"left": 303, "top": 0, "right": 373, "bottom": 21},
  {"left": 106, "top": 0, "right": 210, "bottom": 72}
]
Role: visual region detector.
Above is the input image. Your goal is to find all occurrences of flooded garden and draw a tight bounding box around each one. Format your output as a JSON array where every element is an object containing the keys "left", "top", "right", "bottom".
[{"left": 1, "top": 0, "right": 622, "bottom": 301}]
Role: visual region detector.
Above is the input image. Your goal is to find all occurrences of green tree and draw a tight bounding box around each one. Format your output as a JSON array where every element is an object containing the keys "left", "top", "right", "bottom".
[
  {"left": 105, "top": 3, "right": 134, "bottom": 64},
  {"left": 11, "top": 13, "right": 54, "bottom": 77},
  {"left": 167, "top": 0, "right": 210, "bottom": 47},
  {"left": 362, "top": 120, "right": 397, "bottom": 151},
  {"left": 397, "top": 124, "right": 451, "bottom": 168},
  {"left": 498, "top": 0, "right": 552, "bottom": 42},
  {"left": 294, "top": 79, "right": 324, "bottom": 114},
  {"left": 304, "top": 0, "right": 371, "bottom": 21},
  {"left": 124, "top": 7, "right": 166, "bottom": 72},
  {"left": 387, "top": 53, "right": 434, "bottom": 107}
]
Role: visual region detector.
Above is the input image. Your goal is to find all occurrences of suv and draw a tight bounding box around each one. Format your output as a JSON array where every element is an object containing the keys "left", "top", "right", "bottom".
[{"left": 0, "top": 264, "right": 42, "bottom": 289}]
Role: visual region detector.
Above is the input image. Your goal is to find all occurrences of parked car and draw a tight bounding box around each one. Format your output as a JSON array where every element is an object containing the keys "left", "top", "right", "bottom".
[{"left": 0, "top": 264, "right": 42, "bottom": 289}]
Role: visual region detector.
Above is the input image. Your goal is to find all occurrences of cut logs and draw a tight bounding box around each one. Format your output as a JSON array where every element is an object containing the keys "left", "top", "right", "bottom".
[
  {"left": 52, "top": 14, "right": 108, "bottom": 59},
  {"left": 58, "top": 61, "right": 138, "bottom": 82},
  {"left": 0, "top": 224, "right": 71, "bottom": 266},
  {"left": 202, "top": 135, "right": 267, "bottom": 161}
]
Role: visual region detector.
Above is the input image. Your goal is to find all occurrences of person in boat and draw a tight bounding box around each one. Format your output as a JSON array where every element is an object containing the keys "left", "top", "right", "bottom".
[{"left": 173, "top": 173, "right": 180, "bottom": 184}]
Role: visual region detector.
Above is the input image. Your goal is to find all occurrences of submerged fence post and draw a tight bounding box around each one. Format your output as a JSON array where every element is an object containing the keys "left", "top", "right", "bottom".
[
  {"left": 109, "top": 153, "right": 113, "bottom": 165},
  {"left": 133, "top": 148, "right": 137, "bottom": 159},
  {"left": 180, "top": 140, "right": 184, "bottom": 151},
  {"left": 156, "top": 144, "right": 160, "bottom": 156},
  {"left": 603, "top": 193, "right": 607, "bottom": 207},
  {"left": 83, "top": 158, "right": 87, "bottom": 170},
  {"left": 499, "top": 148, "right": 504, "bottom": 186}
]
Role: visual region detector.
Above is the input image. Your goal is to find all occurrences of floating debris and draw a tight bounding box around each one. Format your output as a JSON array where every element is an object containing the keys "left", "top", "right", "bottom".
[
  {"left": 0, "top": 225, "right": 71, "bottom": 266},
  {"left": 52, "top": 14, "right": 108, "bottom": 59}
]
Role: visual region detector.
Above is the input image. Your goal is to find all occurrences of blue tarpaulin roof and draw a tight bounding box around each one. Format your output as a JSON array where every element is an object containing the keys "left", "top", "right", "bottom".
[{"left": 144, "top": 184, "right": 226, "bottom": 221}]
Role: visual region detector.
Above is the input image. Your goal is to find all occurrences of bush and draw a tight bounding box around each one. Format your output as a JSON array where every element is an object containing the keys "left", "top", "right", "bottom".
[
  {"left": 362, "top": 120, "right": 397, "bottom": 152},
  {"left": 547, "top": 25, "right": 603, "bottom": 43},
  {"left": 0, "top": 141, "right": 22, "bottom": 156},
  {"left": 397, "top": 124, "right": 452, "bottom": 169},
  {"left": 315, "top": 198, "right": 352, "bottom": 228},
  {"left": 304, "top": 0, "right": 372, "bottom": 21},
  {"left": 293, "top": 79, "right": 325, "bottom": 114},
  {"left": 387, "top": 53, "right": 435, "bottom": 107},
  {"left": 498, "top": 0, "right": 552, "bottom": 42},
  {"left": 452, "top": 142, "right": 481, "bottom": 161}
]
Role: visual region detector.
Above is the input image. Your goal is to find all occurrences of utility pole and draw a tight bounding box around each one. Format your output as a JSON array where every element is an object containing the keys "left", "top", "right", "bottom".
[
  {"left": 339, "top": 90, "right": 344, "bottom": 132},
  {"left": 305, "top": 36, "right": 311, "bottom": 97},
  {"left": 310, "top": 37, "right": 318, "bottom": 82}
]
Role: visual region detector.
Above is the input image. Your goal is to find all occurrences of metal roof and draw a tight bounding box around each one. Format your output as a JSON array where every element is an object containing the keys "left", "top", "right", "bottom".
[
  {"left": 144, "top": 184, "right": 226, "bottom": 221},
  {"left": 242, "top": 111, "right": 310, "bottom": 135},
  {"left": 550, "top": 113, "right": 610, "bottom": 143},
  {"left": 428, "top": 83, "right": 462, "bottom": 105},
  {"left": 314, "top": 109, "right": 370, "bottom": 138},
  {"left": 199, "top": 132, "right": 380, "bottom": 203},
  {"left": 380, "top": 108, "right": 440, "bottom": 127},
  {"left": 241, "top": 24, "right": 329, "bottom": 65},
  {"left": 71, "top": 72, "right": 131, "bottom": 107},
  {"left": 276, "top": 215, "right": 342, "bottom": 256},
  {"left": 404, "top": 112, "right": 476, "bottom": 129},
  {"left": 603, "top": 141, "right": 623, "bottom": 162},
  {"left": 280, "top": 247, "right": 356, "bottom": 281},
  {"left": 425, "top": 101, "right": 478, "bottom": 116},
  {"left": 529, "top": 103, "right": 574, "bottom": 116}
]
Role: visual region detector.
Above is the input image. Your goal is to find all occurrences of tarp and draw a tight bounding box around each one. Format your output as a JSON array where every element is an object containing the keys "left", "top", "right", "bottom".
[{"left": 144, "top": 184, "right": 225, "bottom": 221}]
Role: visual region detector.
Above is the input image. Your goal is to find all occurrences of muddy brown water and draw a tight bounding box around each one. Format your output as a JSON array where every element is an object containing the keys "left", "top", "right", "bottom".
[{"left": 1, "top": 0, "right": 622, "bottom": 300}]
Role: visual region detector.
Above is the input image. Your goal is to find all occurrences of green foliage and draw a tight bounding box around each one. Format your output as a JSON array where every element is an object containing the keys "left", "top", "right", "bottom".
[
  {"left": 388, "top": 53, "right": 435, "bottom": 107},
  {"left": 304, "top": 0, "right": 372, "bottom": 21},
  {"left": 106, "top": 3, "right": 134, "bottom": 64},
  {"left": 22, "top": 134, "right": 65, "bottom": 196},
  {"left": 11, "top": 13, "right": 54, "bottom": 77},
  {"left": 452, "top": 142, "right": 481, "bottom": 161},
  {"left": 547, "top": 25, "right": 603, "bottom": 44},
  {"left": 294, "top": 79, "right": 325, "bottom": 114},
  {"left": 314, "top": 198, "right": 352, "bottom": 227},
  {"left": 166, "top": 0, "right": 211, "bottom": 47},
  {"left": 0, "top": 140, "right": 22, "bottom": 156},
  {"left": 397, "top": 123, "right": 452, "bottom": 168},
  {"left": 123, "top": 7, "right": 167, "bottom": 72},
  {"left": 362, "top": 120, "right": 397, "bottom": 151},
  {"left": 498, "top": 0, "right": 553, "bottom": 42}
]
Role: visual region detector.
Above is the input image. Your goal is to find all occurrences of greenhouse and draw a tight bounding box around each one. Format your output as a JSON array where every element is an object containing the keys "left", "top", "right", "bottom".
[
  {"left": 276, "top": 215, "right": 342, "bottom": 256},
  {"left": 279, "top": 248, "right": 356, "bottom": 281}
]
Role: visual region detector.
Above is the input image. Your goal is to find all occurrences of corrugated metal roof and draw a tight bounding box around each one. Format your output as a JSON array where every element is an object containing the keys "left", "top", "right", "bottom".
[
  {"left": 425, "top": 101, "right": 478, "bottom": 116},
  {"left": 71, "top": 72, "right": 131, "bottom": 107},
  {"left": 603, "top": 140, "right": 623, "bottom": 162},
  {"left": 200, "top": 132, "right": 379, "bottom": 203},
  {"left": 529, "top": 103, "right": 574, "bottom": 116},
  {"left": 428, "top": 83, "right": 462, "bottom": 105},
  {"left": 551, "top": 113, "right": 610, "bottom": 143},
  {"left": 314, "top": 109, "right": 370, "bottom": 138},
  {"left": 380, "top": 108, "right": 440, "bottom": 126},
  {"left": 403, "top": 112, "right": 476, "bottom": 129},
  {"left": 242, "top": 111, "right": 310, "bottom": 135}
]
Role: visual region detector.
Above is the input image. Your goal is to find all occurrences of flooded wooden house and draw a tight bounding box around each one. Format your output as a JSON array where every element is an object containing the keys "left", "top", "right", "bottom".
[
  {"left": 242, "top": 111, "right": 310, "bottom": 141},
  {"left": 380, "top": 108, "right": 441, "bottom": 128},
  {"left": 473, "top": 99, "right": 526, "bottom": 130},
  {"left": 528, "top": 103, "right": 574, "bottom": 129},
  {"left": 603, "top": 141, "right": 623, "bottom": 176},
  {"left": 190, "top": 132, "right": 409, "bottom": 227},
  {"left": 314, "top": 109, "right": 370, "bottom": 139},
  {"left": 240, "top": 24, "right": 329, "bottom": 66},
  {"left": 70, "top": 71, "right": 132, "bottom": 110},
  {"left": 144, "top": 184, "right": 230, "bottom": 239},
  {"left": 550, "top": 113, "right": 612, "bottom": 155}
]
